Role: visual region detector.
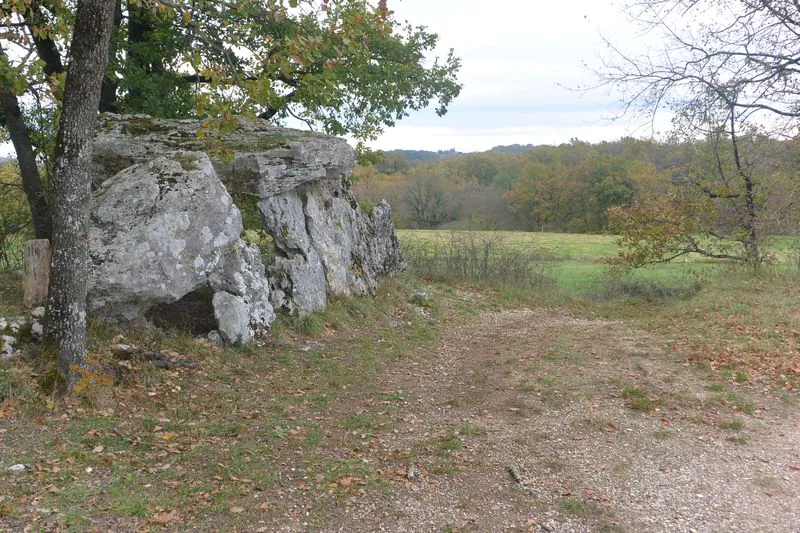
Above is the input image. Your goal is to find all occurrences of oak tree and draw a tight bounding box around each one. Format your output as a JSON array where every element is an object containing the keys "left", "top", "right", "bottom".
[
  {"left": 44, "top": 0, "right": 116, "bottom": 390},
  {"left": 1, "top": 1, "right": 462, "bottom": 239}
]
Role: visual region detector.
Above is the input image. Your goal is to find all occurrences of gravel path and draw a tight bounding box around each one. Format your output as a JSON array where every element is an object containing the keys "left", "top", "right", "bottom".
[{"left": 328, "top": 309, "right": 800, "bottom": 532}]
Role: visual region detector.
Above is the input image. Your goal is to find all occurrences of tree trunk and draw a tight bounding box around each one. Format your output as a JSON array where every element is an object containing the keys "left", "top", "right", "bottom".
[
  {"left": 0, "top": 48, "right": 52, "bottom": 240},
  {"left": 44, "top": 0, "right": 116, "bottom": 391},
  {"left": 729, "top": 113, "right": 761, "bottom": 266},
  {"left": 99, "top": 0, "right": 123, "bottom": 113},
  {"left": 23, "top": 239, "right": 51, "bottom": 308}
]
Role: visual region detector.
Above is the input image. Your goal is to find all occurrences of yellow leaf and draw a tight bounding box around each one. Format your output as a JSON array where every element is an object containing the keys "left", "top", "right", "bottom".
[{"left": 151, "top": 510, "right": 181, "bottom": 525}]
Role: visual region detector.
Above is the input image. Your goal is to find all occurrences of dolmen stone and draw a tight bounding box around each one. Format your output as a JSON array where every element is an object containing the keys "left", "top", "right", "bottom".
[{"left": 87, "top": 114, "right": 405, "bottom": 344}]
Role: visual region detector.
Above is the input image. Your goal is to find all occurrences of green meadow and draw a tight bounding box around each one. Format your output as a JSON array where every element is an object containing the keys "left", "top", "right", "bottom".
[{"left": 397, "top": 229, "right": 786, "bottom": 297}]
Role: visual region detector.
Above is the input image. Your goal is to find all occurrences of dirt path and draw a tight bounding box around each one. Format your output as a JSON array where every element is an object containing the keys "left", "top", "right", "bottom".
[{"left": 325, "top": 309, "right": 800, "bottom": 532}]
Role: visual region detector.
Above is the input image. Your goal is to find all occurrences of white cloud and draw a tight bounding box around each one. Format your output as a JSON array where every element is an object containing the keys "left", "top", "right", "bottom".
[{"left": 367, "top": 0, "right": 659, "bottom": 152}]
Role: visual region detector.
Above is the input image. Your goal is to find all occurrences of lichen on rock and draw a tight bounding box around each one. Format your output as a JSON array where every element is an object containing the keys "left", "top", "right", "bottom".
[{"left": 89, "top": 114, "right": 404, "bottom": 343}]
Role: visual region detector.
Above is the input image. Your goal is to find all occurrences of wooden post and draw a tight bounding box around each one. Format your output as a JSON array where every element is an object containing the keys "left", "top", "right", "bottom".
[{"left": 23, "top": 239, "right": 51, "bottom": 308}]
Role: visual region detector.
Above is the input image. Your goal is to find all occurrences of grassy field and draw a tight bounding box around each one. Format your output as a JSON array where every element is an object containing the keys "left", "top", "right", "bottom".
[
  {"left": 398, "top": 230, "right": 800, "bottom": 380},
  {"left": 398, "top": 230, "right": 799, "bottom": 296}
]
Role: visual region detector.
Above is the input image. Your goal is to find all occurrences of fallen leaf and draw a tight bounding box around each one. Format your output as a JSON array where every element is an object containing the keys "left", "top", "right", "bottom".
[
  {"left": 151, "top": 510, "right": 181, "bottom": 525},
  {"left": 230, "top": 507, "right": 244, "bottom": 514}
]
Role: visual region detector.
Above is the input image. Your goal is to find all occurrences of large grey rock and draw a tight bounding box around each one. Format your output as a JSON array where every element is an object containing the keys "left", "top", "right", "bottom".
[
  {"left": 88, "top": 151, "right": 274, "bottom": 344},
  {"left": 91, "top": 114, "right": 404, "bottom": 322},
  {"left": 92, "top": 114, "right": 354, "bottom": 193},
  {"left": 259, "top": 178, "right": 405, "bottom": 315},
  {"left": 89, "top": 151, "right": 242, "bottom": 321}
]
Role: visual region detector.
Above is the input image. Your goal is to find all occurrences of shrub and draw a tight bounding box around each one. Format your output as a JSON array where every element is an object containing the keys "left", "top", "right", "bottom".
[{"left": 402, "top": 232, "right": 556, "bottom": 288}]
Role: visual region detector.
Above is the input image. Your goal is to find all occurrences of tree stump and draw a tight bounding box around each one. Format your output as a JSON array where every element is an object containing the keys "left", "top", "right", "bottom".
[{"left": 23, "top": 239, "right": 51, "bottom": 308}]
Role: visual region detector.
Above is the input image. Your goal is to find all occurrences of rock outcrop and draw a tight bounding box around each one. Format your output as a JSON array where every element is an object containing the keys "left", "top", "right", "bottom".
[
  {"left": 89, "top": 151, "right": 274, "bottom": 344},
  {"left": 87, "top": 114, "right": 404, "bottom": 341},
  {"left": 261, "top": 177, "right": 404, "bottom": 315},
  {"left": 92, "top": 115, "right": 354, "bottom": 192}
]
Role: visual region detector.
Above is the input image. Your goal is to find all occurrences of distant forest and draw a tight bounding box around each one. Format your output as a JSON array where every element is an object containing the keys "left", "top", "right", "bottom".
[{"left": 355, "top": 138, "right": 800, "bottom": 235}]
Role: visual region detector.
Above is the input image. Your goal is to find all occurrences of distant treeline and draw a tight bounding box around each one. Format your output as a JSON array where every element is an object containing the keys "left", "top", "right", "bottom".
[
  {"left": 377, "top": 144, "right": 536, "bottom": 170},
  {"left": 355, "top": 137, "right": 800, "bottom": 234}
]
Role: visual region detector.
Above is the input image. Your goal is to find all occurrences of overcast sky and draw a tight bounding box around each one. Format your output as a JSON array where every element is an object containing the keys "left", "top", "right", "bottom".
[
  {"left": 0, "top": 1, "right": 669, "bottom": 158},
  {"left": 367, "top": 0, "right": 670, "bottom": 152}
]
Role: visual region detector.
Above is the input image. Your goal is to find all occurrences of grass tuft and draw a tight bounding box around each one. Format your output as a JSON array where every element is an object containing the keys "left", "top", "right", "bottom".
[
  {"left": 294, "top": 313, "right": 327, "bottom": 337},
  {"left": 622, "top": 386, "right": 655, "bottom": 411},
  {"left": 0, "top": 360, "right": 36, "bottom": 402},
  {"left": 718, "top": 418, "right": 744, "bottom": 431}
]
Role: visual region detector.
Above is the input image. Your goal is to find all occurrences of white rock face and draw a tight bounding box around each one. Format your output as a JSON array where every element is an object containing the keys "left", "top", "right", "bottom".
[
  {"left": 260, "top": 177, "right": 405, "bottom": 315},
  {"left": 88, "top": 152, "right": 243, "bottom": 321},
  {"left": 89, "top": 114, "right": 404, "bottom": 340},
  {"left": 88, "top": 151, "right": 274, "bottom": 344}
]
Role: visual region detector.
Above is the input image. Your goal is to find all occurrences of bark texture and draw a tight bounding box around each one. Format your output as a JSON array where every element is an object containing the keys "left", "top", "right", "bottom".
[{"left": 44, "top": 0, "right": 116, "bottom": 390}]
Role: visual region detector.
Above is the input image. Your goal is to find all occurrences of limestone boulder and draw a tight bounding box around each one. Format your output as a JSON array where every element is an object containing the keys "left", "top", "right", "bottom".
[
  {"left": 88, "top": 151, "right": 242, "bottom": 321},
  {"left": 88, "top": 152, "right": 275, "bottom": 344},
  {"left": 92, "top": 114, "right": 354, "bottom": 193},
  {"left": 259, "top": 178, "right": 405, "bottom": 315},
  {"left": 91, "top": 114, "right": 404, "bottom": 321}
]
